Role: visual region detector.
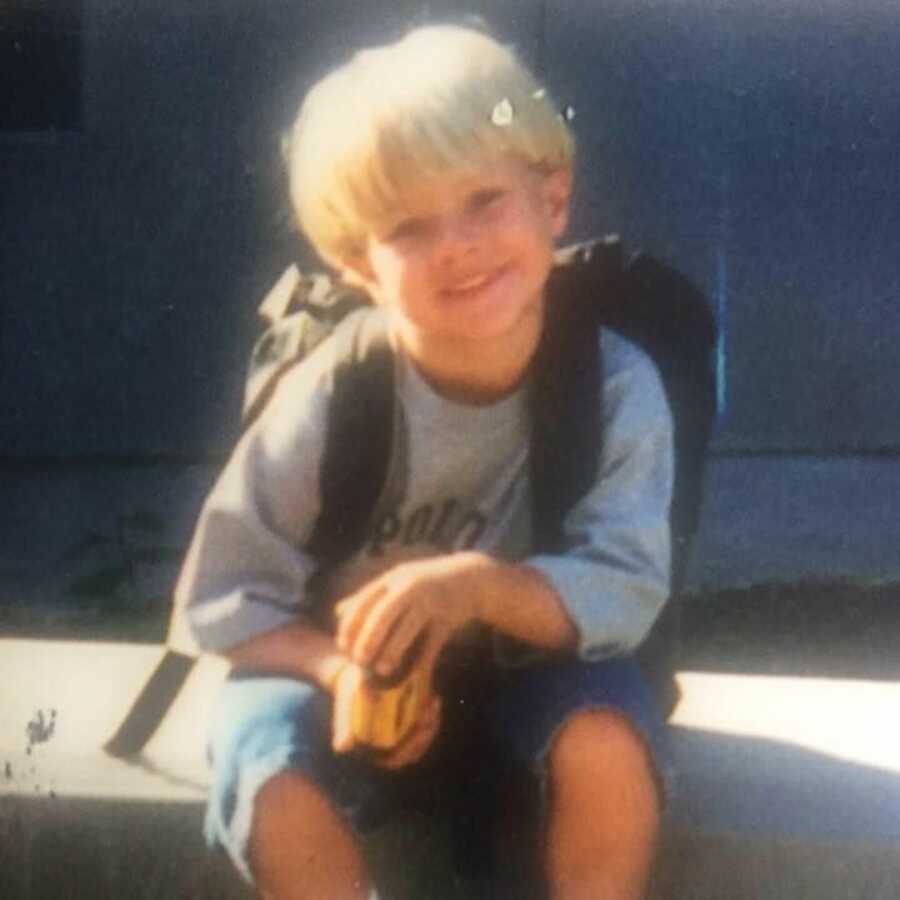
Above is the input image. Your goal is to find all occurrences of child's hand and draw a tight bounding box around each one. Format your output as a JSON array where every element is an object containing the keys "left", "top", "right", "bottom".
[
  {"left": 373, "top": 688, "right": 442, "bottom": 770},
  {"left": 329, "top": 655, "right": 442, "bottom": 766},
  {"left": 334, "top": 554, "right": 482, "bottom": 682}
]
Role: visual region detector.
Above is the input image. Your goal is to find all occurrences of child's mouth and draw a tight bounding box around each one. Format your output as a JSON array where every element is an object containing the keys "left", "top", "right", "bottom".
[{"left": 442, "top": 267, "right": 505, "bottom": 300}]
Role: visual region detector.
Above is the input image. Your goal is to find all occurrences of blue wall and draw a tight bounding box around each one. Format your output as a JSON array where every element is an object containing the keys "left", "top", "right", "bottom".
[
  {"left": 1, "top": 1, "right": 541, "bottom": 457},
  {"left": 548, "top": 0, "right": 900, "bottom": 451},
  {"left": 3, "top": 0, "right": 899, "bottom": 457}
]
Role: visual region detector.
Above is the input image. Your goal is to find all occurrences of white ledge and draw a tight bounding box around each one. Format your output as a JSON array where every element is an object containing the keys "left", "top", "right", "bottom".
[{"left": 3, "top": 638, "right": 900, "bottom": 843}]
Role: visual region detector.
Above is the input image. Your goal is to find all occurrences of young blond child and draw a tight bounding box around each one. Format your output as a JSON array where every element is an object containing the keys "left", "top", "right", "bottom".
[{"left": 177, "top": 23, "right": 674, "bottom": 900}]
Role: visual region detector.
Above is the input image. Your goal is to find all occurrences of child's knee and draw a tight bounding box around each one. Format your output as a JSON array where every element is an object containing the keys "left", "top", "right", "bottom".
[
  {"left": 250, "top": 770, "right": 349, "bottom": 864},
  {"left": 249, "top": 770, "right": 371, "bottom": 896},
  {"left": 255, "top": 769, "right": 297, "bottom": 806},
  {"left": 547, "top": 709, "right": 659, "bottom": 797},
  {"left": 253, "top": 769, "right": 327, "bottom": 831}
]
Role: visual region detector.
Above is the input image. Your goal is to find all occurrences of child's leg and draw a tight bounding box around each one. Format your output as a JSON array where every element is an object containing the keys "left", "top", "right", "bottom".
[
  {"left": 204, "top": 675, "right": 388, "bottom": 900},
  {"left": 492, "top": 658, "right": 673, "bottom": 900},
  {"left": 544, "top": 709, "right": 660, "bottom": 900},
  {"left": 251, "top": 769, "right": 371, "bottom": 900}
]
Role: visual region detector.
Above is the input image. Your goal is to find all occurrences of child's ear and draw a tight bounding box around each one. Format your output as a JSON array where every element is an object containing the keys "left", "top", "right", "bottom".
[{"left": 542, "top": 167, "right": 573, "bottom": 238}]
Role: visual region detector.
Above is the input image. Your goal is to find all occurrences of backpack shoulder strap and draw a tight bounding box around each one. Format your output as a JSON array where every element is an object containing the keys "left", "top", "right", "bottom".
[
  {"left": 306, "top": 307, "right": 395, "bottom": 570},
  {"left": 529, "top": 238, "right": 621, "bottom": 550}
]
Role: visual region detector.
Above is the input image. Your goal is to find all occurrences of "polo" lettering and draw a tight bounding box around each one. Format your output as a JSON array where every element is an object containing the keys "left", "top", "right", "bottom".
[{"left": 366, "top": 499, "right": 487, "bottom": 556}]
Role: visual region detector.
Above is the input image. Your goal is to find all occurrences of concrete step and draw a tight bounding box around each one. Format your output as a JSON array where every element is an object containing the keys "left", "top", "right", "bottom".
[{"left": 3, "top": 639, "right": 900, "bottom": 899}]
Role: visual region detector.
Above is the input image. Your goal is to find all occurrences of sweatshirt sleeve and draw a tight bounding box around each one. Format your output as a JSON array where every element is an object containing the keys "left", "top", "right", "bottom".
[
  {"left": 171, "top": 348, "right": 334, "bottom": 654},
  {"left": 526, "top": 330, "right": 674, "bottom": 660}
]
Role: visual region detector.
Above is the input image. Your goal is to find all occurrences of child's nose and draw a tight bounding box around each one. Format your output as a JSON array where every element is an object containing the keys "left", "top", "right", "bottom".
[{"left": 433, "top": 214, "right": 480, "bottom": 266}]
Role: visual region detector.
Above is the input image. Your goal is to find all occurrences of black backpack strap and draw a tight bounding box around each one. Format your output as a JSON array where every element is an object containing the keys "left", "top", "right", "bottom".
[
  {"left": 306, "top": 308, "right": 395, "bottom": 579},
  {"left": 529, "top": 239, "right": 620, "bottom": 549},
  {"left": 106, "top": 309, "right": 394, "bottom": 759},
  {"left": 104, "top": 650, "right": 195, "bottom": 757}
]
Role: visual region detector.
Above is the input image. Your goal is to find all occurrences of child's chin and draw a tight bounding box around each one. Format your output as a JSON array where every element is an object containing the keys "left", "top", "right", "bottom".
[{"left": 454, "top": 297, "right": 541, "bottom": 343}]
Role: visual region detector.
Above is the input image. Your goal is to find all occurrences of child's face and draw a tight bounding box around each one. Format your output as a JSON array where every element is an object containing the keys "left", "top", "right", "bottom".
[{"left": 342, "top": 158, "right": 571, "bottom": 361}]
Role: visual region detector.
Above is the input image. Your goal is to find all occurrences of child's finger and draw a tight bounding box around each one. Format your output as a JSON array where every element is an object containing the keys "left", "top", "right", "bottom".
[
  {"left": 370, "top": 602, "right": 427, "bottom": 679},
  {"left": 352, "top": 593, "right": 417, "bottom": 670},
  {"left": 334, "top": 593, "right": 369, "bottom": 650},
  {"left": 331, "top": 664, "right": 362, "bottom": 753},
  {"left": 335, "top": 583, "right": 387, "bottom": 652}
]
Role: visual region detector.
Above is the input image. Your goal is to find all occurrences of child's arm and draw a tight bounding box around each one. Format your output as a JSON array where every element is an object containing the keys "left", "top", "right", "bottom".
[
  {"left": 524, "top": 331, "right": 674, "bottom": 661},
  {"left": 336, "top": 551, "right": 576, "bottom": 680},
  {"left": 225, "top": 620, "right": 347, "bottom": 689},
  {"left": 173, "top": 349, "right": 335, "bottom": 659}
]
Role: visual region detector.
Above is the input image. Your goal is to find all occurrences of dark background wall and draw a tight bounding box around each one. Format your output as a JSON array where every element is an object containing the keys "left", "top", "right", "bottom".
[
  {"left": 547, "top": 0, "right": 900, "bottom": 451},
  {"left": 4, "top": 0, "right": 899, "bottom": 459},
  {"left": 1, "top": 0, "right": 539, "bottom": 458}
]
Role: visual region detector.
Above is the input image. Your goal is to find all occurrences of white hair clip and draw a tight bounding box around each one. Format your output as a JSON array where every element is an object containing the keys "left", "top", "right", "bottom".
[{"left": 491, "top": 98, "right": 515, "bottom": 126}]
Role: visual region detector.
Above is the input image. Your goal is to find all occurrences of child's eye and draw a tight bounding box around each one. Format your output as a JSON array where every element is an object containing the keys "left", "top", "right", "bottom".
[
  {"left": 469, "top": 189, "right": 505, "bottom": 212},
  {"left": 386, "top": 217, "right": 429, "bottom": 242}
]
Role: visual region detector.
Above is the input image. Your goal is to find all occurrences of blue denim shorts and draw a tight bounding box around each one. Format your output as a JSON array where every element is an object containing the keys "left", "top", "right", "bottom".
[{"left": 205, "top": 655, "right": 674, "bottom": 884}]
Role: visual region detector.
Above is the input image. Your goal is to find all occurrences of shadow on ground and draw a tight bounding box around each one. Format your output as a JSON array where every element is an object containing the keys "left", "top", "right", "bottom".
[{"left": 680, "top": 580, "right": 900, "bottom": 680}]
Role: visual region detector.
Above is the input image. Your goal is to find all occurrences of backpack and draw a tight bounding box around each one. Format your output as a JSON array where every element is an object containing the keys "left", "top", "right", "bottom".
[{"left": 105, "top": 236, "right": 716, "bottom": 757}]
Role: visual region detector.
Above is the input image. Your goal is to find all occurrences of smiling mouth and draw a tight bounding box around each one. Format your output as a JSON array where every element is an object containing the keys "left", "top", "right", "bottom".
[{"left": 443, "top": 267, "right": 505, "bottom": 298}]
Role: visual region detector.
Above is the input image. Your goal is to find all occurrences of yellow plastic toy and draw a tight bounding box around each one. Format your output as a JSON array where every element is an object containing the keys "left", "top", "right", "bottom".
[{"left": 352, "top": 665, "right": 427, "bottom": 750}]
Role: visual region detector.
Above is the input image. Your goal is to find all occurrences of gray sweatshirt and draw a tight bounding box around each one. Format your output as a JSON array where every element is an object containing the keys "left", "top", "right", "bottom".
[{"left": 172, "top": 327, "right": 673, "bottom": 662}]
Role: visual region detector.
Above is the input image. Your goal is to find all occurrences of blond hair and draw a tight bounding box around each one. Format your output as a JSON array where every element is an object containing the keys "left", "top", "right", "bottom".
[{"left": 286, "top": 24, "right": 575, "bottom": 266}]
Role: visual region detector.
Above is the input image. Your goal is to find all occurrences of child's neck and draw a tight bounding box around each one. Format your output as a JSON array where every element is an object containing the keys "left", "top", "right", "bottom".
[{"left": 394, "top": 313, "right": 542, "bottom": 406}]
